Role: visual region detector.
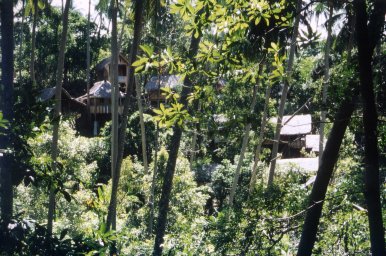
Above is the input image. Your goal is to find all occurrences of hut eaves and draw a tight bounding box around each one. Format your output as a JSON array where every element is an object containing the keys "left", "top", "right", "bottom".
[
  {"left": 271, "top": 114, "right": 312, "bottom": 136},
  {"left": 38, "top": 87, "right": 83, "bottom": 104},
  {"left": 77, "top": 80, "right": 125, "bottom": 102}
]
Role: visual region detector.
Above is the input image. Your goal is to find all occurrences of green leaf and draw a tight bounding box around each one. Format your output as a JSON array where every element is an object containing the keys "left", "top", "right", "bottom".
[
  {"left": 99, "top": 222, "right": 107, "bottom": 234},
  {"left": 194, "top": 29, "right": 200, "bottom": 39},
  {"left": 0, "top": 112, "right": 8, "bottom": 130},
  {"left": 153, "top": 109, "right": 163, "bottom": 115},
  {"left": 264, "top": 17, "right": 270, "bottom": 26},
  {"left": 132, "top": 57, "right": 149, "bottom": 67},
  {"left": 140, "top": 45, "right": 154, "bottom": 57},
  {"left": 38, "top": 0, "right": 45, "bottom": 9},
  {"left": 160, "top": 103, "right": 165, "bottom": 112}
]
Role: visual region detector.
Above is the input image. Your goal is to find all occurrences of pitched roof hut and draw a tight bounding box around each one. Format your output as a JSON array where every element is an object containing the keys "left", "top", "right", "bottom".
[
  {"left": 279, "top": 114, "right": 312, "bottom": 136},
  {"left": 77, "top": 80, "right": 124, "bottom": 115},
  {"left": 95, "top": 53, "right": 130, "bottom": 91},
  {"left": 265, "top": 114, "right": 314, "bottom": 158}
]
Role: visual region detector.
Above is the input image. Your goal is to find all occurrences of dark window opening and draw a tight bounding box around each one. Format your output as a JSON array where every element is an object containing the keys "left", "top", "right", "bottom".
[{"left": 118, "top": 65, "right": 127, "bottom": 76}]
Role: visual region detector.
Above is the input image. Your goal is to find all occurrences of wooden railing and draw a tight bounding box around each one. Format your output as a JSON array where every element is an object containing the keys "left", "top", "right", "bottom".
[{"left": 90, "top": 105, "right": 123, "bottom": 114}]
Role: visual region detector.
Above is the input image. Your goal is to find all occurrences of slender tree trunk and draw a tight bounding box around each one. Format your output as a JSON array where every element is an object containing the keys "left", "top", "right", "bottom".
[
  {"left": 148, "top": 10, "right": 163, "bottom": 233},
  {"left": 346, "top": 11, "right": 355, "bottom": 61},
  {"left": 267, "top": 0, "right": 302, "bottom": 187},
  {"left": 229, "top": 64, "right": 264, "bottom": 206},
  {"left": 30, "top": 0, "right": 38, "bottom": 87},
  {"left": 249, "top": 83, "right": 270, "bottom": 194},
  {"left": 148, "top": 124, "right": 159, "bottom": 235},
  {"left": 107, "top": 19, "right": 111, "bottom": 35},
  {"left": 190, "top": 129, "right": 197, "bottom": 170},
  {"left": 86, "top": 0, "right": 91, "bottom": 121},
  {"left": 118, "top": 9, "right": 127, "bottom": 51},
  {"left": 319, "top": 2, "right": 333, "bottom": 165},
  {"left": 148, "top": 71, "right": 162, "bottom": 236},
  {"left": 135, "top": 78, "right": 149, "bottom": 174},
  {"left": 106, "top": 0, "right": 144, "bottom": 231},
  {"left": 107, "top": 0, "right": 119, "bottom": 232},
  {"left": 297, "top": 90, "right": 356, "bottom": 256},
  {"left": 97, "top": 13, "right": 102, "bottom": 41},
  {"left": 153, "top": 33, "right": 202, "bottom": 256},
  {"left": 47, "top": 0, "right": 71, "bottom": 236},
  {"left": 354, "top": 1, "right": 385, "bottom": 254},
  {"left": 18, "top": 0, "right": 26, "bottom": 79},
  {"left": 189, "top": 104, "right": 200, "bottom": 170},
  {"left": 0, "top": 0, "right": 15, "bottom": 227}
]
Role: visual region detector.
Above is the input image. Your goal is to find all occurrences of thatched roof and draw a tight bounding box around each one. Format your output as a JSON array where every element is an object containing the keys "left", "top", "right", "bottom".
[
  {"left": 145, "top": 75, "right": 182, "bottom": 91},
  {"left": 271, "top": 114, "right": 312, "bottom": 136},
  {"left": 276, "top": 157, "right": 318, "bottom": 172},
  {"left": 38, "top": 87, "right": 73, "bottom": 102},
  {"left": 77, "top": 81, "right": 125, "bottom": 102}
]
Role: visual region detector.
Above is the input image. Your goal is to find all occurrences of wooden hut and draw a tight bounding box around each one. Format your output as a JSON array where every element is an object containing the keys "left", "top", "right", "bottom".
[
  {"left": 95, "top": 53, "right": 130, "bottom": 92},
  {"left": 77, "top": 80, "right": 124, "bottom": 135},
  {"left": 265, "top": 114, "right": 315, "bottom": 158}
]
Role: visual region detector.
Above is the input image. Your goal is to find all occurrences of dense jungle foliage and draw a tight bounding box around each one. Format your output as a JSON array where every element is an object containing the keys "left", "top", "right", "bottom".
[{"left": 0, "top": 0, "right": 385, "bottom": 255}]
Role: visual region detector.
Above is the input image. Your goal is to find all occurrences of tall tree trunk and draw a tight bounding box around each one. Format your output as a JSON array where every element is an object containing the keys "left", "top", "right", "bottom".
[
  {"left": 30, "top": 0, "right": 38, "bottom": 87},
  {"left": 18, "top": 0, "right": 26, "bottom": 79},
  {"left": 47, "top": 0, "right": 71, "bottom": 236},
  {"left": 148, "top": 9, "right": 163, "bottom": 233},
  {"left": 107, "top": 0, "right": 119, "bottom": 232},
  {"left": 0, "top": 0, "right": 15, "bottom": 227},
  {"left": 153, "top": 33, "right": 202, "bottom": 256},
  {"left": 354, "top": 1, "right": 385, "bottom": 254},
  {"left": 249, "top": 82, "right": 270, "bottom": 194},
  {"left": 106, "top": 0, "right": 144, "bottom": 231},
  {"left": 148, "top": 123, "right": 159, "bottom": 235},
  {"left": 148, "top": 68, "right": 162, "bottom": 236},
  {"left": 118, "top": 9, "right": 127, "bottom": 51},
  {"left": 189, "top": 103, "right": 200, "bottom": 170},
  {"left": 190, "top": 129, "right": 197, "bottom": 170},
  {"left": 267, "top": 0, "right": 302, "bottom": 187},
  {"left": 229, "top": 63, "right": 264, "bottom": 207},
  {"left": 297, "top": 90, "right": 356, "bottom": 256},
  {"left": 97, "top": 13, "right": 102, "bottom": 41},
  {"left": 346, "top": 10, "right": 355, "bottom": 62},
  {"left": 319, "top": 2, "right": 333, "bottom": 165},
  {"left": 86, "top": 0, "right": 91, "bottom": 121},
  {"left": 135, "top": 78, "right": 149, "bottom": 174}
]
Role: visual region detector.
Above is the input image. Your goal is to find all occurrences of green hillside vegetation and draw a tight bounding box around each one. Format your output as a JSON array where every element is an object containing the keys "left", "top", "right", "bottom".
[{"left": 0, "top": 0, "right": 385, "bottom": 255}]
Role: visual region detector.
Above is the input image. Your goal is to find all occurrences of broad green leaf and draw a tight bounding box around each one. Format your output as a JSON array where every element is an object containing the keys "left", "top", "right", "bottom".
[{"left": 140, "top": 45, "right": 154, "bottom": 57}]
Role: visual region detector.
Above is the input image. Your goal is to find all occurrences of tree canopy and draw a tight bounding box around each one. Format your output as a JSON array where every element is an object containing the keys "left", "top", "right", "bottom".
[{"left": 0, "top": 0, "right": 385, "bottom": 255}]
